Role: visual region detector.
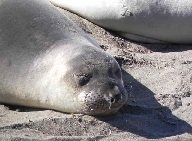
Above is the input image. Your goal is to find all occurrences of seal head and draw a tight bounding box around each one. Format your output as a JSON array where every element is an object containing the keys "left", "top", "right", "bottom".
[{"left": 59, "top": 46, "right": 127, "bottom": 115}]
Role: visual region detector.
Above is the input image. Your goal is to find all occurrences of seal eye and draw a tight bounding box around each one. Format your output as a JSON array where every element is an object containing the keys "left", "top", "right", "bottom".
[{"left": 78, "top": 73, "right": 92, "bottom": 86}]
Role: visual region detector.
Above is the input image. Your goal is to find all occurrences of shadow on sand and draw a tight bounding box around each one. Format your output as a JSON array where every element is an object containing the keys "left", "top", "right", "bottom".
[
  {"left": 141, "top": 43, "right": 192, "bottom": 53},
  {"left": 98, "top": 70, "right": 192, "bottom": 139}
]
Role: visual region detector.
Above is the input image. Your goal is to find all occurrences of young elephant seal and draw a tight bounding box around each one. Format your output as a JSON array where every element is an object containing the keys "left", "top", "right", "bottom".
[
  {"left": 0, "top": 0, "right": 127, "bottom": 115},
  {"left": 50, "top": 0, "right": 192, "bottom": 44}
]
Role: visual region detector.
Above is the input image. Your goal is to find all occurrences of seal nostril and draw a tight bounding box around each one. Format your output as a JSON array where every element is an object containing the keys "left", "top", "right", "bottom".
[
  {"left": 111, "top": 97, "right": 115, "bottom": 103},
  {"left": 114, "top": 94, "right": 121, "bottom": 102}
]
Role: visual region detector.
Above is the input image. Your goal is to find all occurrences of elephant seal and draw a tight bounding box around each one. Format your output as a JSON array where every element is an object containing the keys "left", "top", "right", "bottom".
[
  {"left": 0, "top": 0, "right": 127, "bottom": 115},
  {"left": 50, "top": 0, "right": 192, "bottom": 44}
]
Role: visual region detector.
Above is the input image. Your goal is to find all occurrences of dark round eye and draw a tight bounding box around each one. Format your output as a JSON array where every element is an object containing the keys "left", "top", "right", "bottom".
[{"left": 78, "top": 74, "right": 92, "bottom": 86}]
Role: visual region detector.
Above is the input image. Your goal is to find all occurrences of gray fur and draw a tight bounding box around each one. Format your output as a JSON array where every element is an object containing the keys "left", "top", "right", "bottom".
[{"left": 0, "top": 0, "right": 127, "bottom": 115}]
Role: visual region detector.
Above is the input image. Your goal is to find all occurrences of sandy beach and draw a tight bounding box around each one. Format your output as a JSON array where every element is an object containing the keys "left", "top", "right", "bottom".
[{"left": 0, "top": 7, "right": 192, "bottom": 141}]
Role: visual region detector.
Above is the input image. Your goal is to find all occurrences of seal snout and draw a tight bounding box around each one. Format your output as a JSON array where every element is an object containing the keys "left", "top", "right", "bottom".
[
  {"left": 109, "top": 86, "right": 122, "bottom": 103},
  {"left": 77, "top": 77, "right": 127, "bottom": 115},
  {"left": 103, "top": 80, "right": 126, "bottom": 110},
  {"left": 111, "top": 93, "right": 122, "bottom": 103}
]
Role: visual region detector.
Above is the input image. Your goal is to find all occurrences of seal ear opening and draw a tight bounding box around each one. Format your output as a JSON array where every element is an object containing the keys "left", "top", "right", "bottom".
[{"left": 114, "top": 68, "right": 122, "bottom": 78}]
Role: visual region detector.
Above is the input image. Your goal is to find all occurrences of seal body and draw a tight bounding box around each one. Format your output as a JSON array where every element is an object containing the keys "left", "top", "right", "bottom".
[
  {"left": 0, "top": 0, "right": 127, "bottom": 115},
  {"left": 50, "top": 0, "right": 192, "bottom": 43}
]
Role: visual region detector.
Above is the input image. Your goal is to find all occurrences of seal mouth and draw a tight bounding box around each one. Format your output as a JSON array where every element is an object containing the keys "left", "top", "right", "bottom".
[{"left": 78, "top": 87, "right": 127, "bottom": 115}]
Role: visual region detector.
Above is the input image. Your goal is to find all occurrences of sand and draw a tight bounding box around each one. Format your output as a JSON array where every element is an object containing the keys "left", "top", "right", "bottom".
[{"left": 0, "top": 7, "right": 191, "bottom": 141}]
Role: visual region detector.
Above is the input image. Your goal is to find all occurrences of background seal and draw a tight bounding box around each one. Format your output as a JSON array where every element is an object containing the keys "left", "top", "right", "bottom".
[{"left": 50, "top": 0, "right": 192, "bottom": 44}]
